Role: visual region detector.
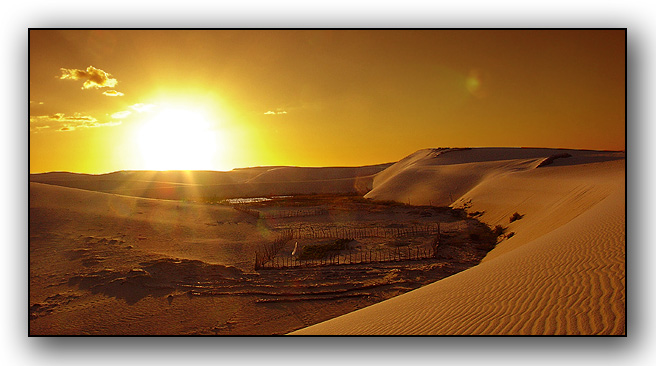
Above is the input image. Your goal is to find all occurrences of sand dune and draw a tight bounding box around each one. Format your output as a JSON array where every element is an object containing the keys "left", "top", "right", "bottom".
[
  {"left": 29, "top": 179, "right": 484, "bottom": 335},
  {"left": 244, "top": 164, "right": 391, "bottom": 183},
  {"left": 30, "top": 164, "right": 390, "bottom": 201},
  {"left": 29, "top": 182, "right": 267, "bottom": 271},
  {"left": 293, "top": 148, "right": 625, "bottom": 335},
  {"left": 29, "top": 182, "right": 308, "bottom": 334},
  {"left": 29, "top": 147, "right": 625, "bottom": 335},
  {"left": 365, "top": 148, "right": 623, "bottom": 206}
]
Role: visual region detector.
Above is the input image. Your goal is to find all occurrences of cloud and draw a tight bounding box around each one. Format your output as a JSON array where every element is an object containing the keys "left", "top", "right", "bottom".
[
  {"left": 30, "top": 101, "right": 44, "bottom": 105},
  {"left": 264, "top": 109, "right": 288, "bottom": 115},
  {"left": 111, "top": 111, "right": 132, "bottom": 119},
  {"left": 59, "top": 66, "right": 118, "bottom": 89},
  {"left": 31, "top": 124, "right": 50, "bottom": 132},
  {"left": 30, "top": 112, "right": 121, "bottom": 132},
  {"left": 130, "top": 103, "right": 156, "bottom": 112},
  {"left": 48, "top": 112, "right": 96, "bottom": 122},
  {"left": 102, "top": 90, "right": 124, "bottom": 97}
]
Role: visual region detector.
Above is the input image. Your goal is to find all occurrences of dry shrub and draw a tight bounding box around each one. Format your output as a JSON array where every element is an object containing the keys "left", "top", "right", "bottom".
[
  {"left": 493, "top": 225, "right": 506, "bottom": 237},
  {"left": 509, "top": 212, "right": 523, "bottom": 223}
]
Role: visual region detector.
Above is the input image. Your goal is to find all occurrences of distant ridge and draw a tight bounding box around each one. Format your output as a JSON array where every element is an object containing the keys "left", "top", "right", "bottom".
[{"left": 30, "top": 163, "right": 393, "bottom": 200}]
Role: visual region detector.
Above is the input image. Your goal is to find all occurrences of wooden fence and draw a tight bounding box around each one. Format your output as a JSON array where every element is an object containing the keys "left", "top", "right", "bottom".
[
  {"left": 270, "top": 223, "right": 441, "bottom": 241},
  {"left": 232, "top": 204, "right": 262, "bottom": 218},
  {"left": 256, "top": 244, "right": 438, "bottom": 270},
  {"left": 254, "top": 230, "right": 294, "bottom": 269},
  {"left": 261, "top": 208, "right": 329, "bottom": 219},
  {"left": 254, "top": 223, "right": 442, "bottom": 270},
  {"left": 232, "top": 205, "right": 329, "bottom": 220}
]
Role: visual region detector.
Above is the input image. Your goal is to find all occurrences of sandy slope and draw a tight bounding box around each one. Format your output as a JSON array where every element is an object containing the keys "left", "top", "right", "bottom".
[
  {"left": 30, "top": 182, "right": 344, "bottom": 335},
  {"left": 29, "top": 182, "right": 267, "bottom": 270},
  {"left": 30, "top": 164, "right": 391, "bottom": 201},
  {"left": 293, "top": 148, "right": 625, "bottom": 335},
  {"left": 30, "top": 180, "right": 483, "bottom": 335}
]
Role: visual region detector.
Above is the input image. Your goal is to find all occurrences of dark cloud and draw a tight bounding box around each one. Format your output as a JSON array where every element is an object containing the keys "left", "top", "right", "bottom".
[{"left": 59, "top": 66, "right": 118, "bottom": 89}]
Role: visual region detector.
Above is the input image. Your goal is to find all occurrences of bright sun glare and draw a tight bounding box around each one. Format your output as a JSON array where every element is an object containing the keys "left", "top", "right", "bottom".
[{"left": 136, "top": 106, "right": 222, "bottom": 171}]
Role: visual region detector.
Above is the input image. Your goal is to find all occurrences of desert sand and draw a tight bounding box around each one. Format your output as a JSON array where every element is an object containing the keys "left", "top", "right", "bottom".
[
  {"left": 29, "top": 147, "right": 625, "bottom": 335},
  {"left": 293, "top": 148, "right": 625, "bottom": 335},
  {"left": 29, "top": 178, "right": 488, "bottom": 334}
]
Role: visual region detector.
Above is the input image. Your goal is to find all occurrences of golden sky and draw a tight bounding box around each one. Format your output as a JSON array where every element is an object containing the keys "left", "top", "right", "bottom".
[{"left": 29, "top": 30, "right": 625, "bottom": 174}]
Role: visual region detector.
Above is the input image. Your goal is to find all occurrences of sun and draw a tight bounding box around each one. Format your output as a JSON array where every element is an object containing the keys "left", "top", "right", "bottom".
[{"left": 136, "top": 106, "right": 223, "bottom": 170}]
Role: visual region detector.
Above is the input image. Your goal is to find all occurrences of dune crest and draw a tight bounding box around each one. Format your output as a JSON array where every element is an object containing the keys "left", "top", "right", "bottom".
[{"left": 293, "top": 148, "right": 625, "bottom": 335}]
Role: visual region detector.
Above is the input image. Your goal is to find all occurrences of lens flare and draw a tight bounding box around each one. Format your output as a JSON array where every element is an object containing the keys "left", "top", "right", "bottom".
[{"left": 465, "top": 68, "right": 487, "bottom": 98}]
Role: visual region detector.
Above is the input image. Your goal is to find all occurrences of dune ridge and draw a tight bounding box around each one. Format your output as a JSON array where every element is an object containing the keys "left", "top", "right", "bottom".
[
  {"left": 30, "top": 164, "right": 392, "bottom": 201},
  {"left": 292, "top": 148, "right": 625, "bottom": 335}
]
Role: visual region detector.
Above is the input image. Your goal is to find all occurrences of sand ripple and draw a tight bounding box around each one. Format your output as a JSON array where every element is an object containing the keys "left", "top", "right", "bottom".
[{"left": 294, "top": 151, "right": 625, "bottom": 335}]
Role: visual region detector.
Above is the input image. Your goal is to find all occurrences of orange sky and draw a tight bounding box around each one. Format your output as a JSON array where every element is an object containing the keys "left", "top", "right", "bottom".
[{"left": 29, "top": 30, "right": 625, "bottom": 174}]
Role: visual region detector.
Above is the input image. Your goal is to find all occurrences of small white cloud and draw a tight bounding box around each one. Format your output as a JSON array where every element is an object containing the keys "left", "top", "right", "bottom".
[
  {"left": 30, "top": 112, "right": 121, "bottom": 132},
  {"left": 32, "top": 125, "right": 50, "bottom": 131},
  {"left": 264, "top": 109, "right": 288, "bottom": 115},
  {"left": 130, "top": 103, "right": 156, "bottom": 112},
  {"left": 103, "top": 90, "right": 124, "bottom": 97},
  {"left": 111, "top": 111, "right": 132, "bottom": 119},
  {"left": 55, "top": 120, "right": 121, "bottom": 132}
]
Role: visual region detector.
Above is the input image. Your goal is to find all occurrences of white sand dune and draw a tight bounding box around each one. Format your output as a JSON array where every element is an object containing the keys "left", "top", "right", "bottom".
[{"left": 293, "top": 148, "right": 625, "bottom": 335}]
